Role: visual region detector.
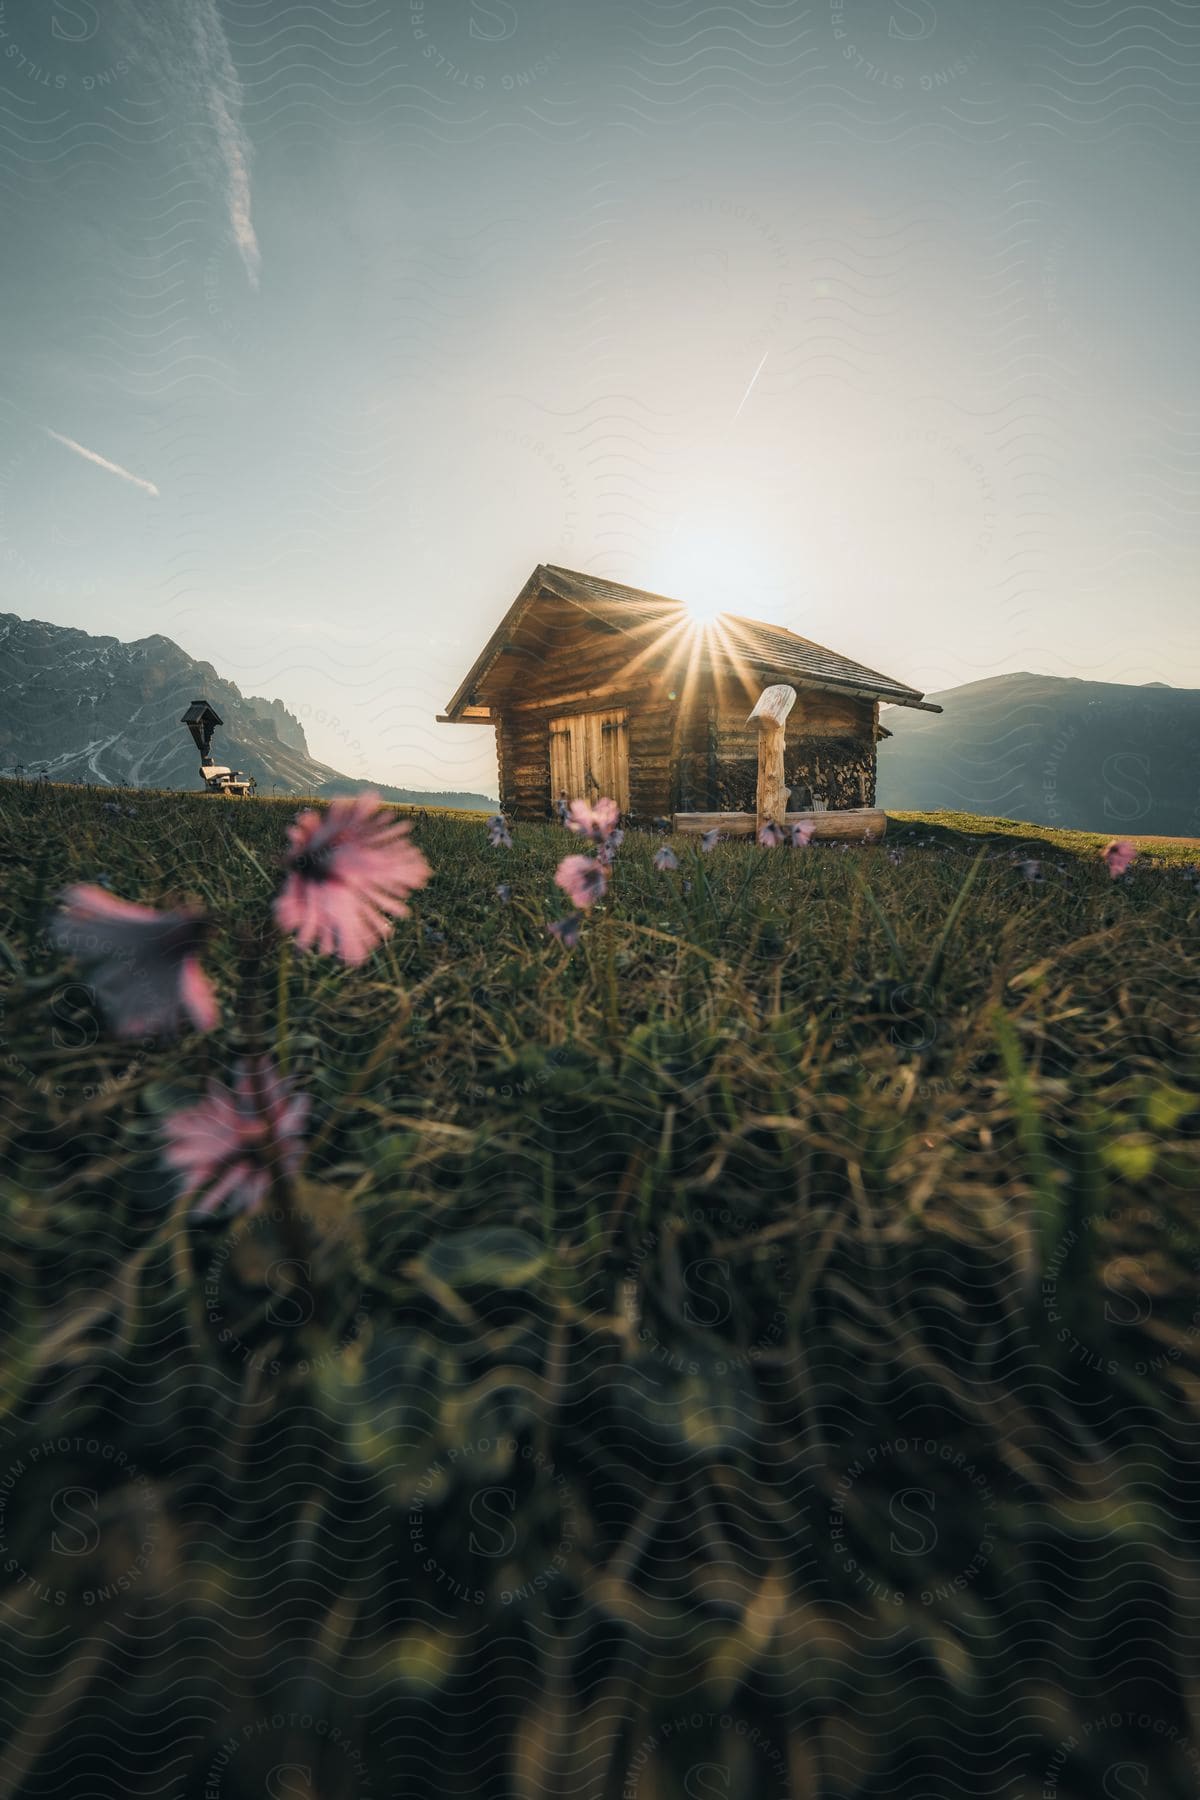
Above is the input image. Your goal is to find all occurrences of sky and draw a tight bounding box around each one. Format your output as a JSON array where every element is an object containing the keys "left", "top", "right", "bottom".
[{"left": 2, "top": 0, "right": 1199, "bottom": 795}]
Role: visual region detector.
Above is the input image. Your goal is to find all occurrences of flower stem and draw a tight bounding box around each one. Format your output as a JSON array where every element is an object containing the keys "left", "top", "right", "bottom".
[
  {"left": 235, "top": 916, "right": 268, "bottom": 1055},
  {"left": 276, "top": 934, "right": 290, "bottom": 1072}
]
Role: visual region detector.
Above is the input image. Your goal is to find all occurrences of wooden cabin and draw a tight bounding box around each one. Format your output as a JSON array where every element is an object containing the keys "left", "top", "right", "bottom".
[{"left": 439, "top": 564, "right": 941, "bottom": 822}]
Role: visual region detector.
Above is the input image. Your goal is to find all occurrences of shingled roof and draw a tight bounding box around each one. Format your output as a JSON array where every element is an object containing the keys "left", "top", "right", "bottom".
[{"left": 442, "top": 564, "right": 941, "bottom": 718}]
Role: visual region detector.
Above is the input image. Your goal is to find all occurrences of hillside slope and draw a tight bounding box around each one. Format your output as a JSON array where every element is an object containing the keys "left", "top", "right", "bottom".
[
  {"left": 0, "top": 613, "right": 496, "bottom": 807},
  {"left": 877, "top": 671, "right": 1200, "bottom": 836}
]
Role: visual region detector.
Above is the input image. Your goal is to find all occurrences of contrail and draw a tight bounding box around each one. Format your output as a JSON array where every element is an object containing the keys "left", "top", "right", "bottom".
[
  {"left": 210, "top": 83, "right": 260, "bottom": 287},
  {"left": 119, "top": 3, "right": 260, "bottom": 290},
  {"left": 193, "top": 1, "right": 260, "bottom": 287},
  {"left": 733, "top": 350, "right": 769, "bottom": 420},
  {"left": 44, "top": 429, "right": 159, "bottom": 498}
]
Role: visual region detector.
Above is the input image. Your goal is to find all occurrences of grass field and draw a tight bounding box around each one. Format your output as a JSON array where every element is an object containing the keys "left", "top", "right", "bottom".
[{"left": 1, "top": 782, "right": 1199, "bottom": 1798}]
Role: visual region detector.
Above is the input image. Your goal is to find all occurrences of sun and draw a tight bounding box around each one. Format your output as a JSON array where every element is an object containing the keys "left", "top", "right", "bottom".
[
  {"left": 686, "top": 590, "right": 728, "bottom": 625},
  {"left": 649, "top": 526, "right": 750, "bottom": 625},
  {"left": 648, "top": 519, "right": 782, "bottom": 628}
]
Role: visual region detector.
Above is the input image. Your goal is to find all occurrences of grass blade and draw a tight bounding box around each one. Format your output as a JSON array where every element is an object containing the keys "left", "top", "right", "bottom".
[
  {"left": 850, "top": 862, "right": 907, "bottom": 979},
  {"left": 993, "top": 1006, "right": 1061, "bottom": 1264},
  {"left": 919, "top": 846, "right": 988, "bottom": 991}
]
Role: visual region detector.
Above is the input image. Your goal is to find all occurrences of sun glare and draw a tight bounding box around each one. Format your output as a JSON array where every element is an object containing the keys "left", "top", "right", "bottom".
[
  {"left": 649, "top": 527, "right": 753, "bottom": 626},
  {"left": 686, "top": 591, "right": 728, "bottom": 625}
]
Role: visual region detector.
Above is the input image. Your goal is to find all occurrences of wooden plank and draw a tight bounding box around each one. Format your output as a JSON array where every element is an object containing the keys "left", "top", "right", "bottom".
[
  {"left": 600, "top": 710, "right": 630, "bottom": 811},
  {"left": 671, "top": 808, "right": 887, "bottom": 841},
  {"left": 583, "top": 712, "right": 601, "bottom": 802},
  {"left": 511, "top": 684, "right": 638, "bottom": 712},
  {"left": 548, "top": 713, "right": 578, "bottom": 804}
]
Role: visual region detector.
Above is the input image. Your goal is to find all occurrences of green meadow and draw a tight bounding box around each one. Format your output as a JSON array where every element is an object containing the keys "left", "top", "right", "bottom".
[{"left": 1, "top": 782, "right": 1198, "bottom": 1798}]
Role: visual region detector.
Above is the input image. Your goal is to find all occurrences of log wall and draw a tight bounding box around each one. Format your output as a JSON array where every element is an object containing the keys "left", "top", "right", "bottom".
[
  {"left": 484, "top": 602, "right": 706, "bottom": 820},
  {"left": 709, "top": 689, "right": 878, "bottom": 814}
]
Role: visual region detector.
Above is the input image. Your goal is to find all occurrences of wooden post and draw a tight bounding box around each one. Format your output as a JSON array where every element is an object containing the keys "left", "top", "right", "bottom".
[{"left": 748, "top": 684, "right": 796, "bottom": 835}]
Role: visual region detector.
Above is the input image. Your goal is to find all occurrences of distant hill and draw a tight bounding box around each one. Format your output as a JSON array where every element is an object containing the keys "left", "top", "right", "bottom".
[
  {"left": 0, "top": 613, "right": 497, "bottom": 809},
  {"left": 878, "top": 672, "right": 1200, "bottom": 836}
]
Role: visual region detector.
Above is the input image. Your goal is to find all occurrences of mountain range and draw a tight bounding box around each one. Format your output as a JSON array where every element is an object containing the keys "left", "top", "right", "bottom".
[
  {"left": 877, "top": 671, "right": 1200, "bottom": 836},
  {"left": 0, "top": 613, "right": 497, "bottom": 809},
  {"left": 4, "top": 614, "right": 1192, "bottom": 833}
]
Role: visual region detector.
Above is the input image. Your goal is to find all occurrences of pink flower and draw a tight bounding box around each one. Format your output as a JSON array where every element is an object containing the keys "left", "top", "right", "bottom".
[
  {"left": 789, "top": 820, "right": 816, "bottom": 848},
  {"left": 548, "top": 912, "right": 582, "bottom": 950},
  {"left": 1103, "top": 838, "right": 1137, "bottom": 879},
  {"left": 274, "top": 790, "right": 431, "bottom": 964},
  {"left": 48, "top": 883, "right": 218, "bottom": 1039},
  {"left": 565, "top": 796, "right": 620, "bottom": 844},
  {"left": 700, "top": 828, "right": 721, "bottom": 854},
  {"left": 654, "top": 845, "right": 678, "bottom": 872},
  {"left": 555, "top": 853, "right": 608, "bottom": 910},
  {"left": 758, "top": 821, "right": 784, "bottom": 847},
  {"left": 487, "top": 815, "right": 513, "bottom": 849},
  {"left": 162, "top": 1057, "right": 309, "bottom": 1217}
]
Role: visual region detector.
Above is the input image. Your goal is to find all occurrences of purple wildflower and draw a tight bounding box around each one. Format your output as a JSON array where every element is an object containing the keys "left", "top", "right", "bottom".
[
  {"left": 597, "top": 827, "right": 625, "bottom": 866},
  {"left": 548, "top": 912, "right": 582, "bottom": 950}
]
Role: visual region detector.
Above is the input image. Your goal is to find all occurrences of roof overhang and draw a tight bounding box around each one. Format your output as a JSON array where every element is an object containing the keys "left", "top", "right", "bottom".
[
  {"left": 758, "top": 676, "right": 942, "bottom": 714},
  {"left": 877, "top": 695, "right": 944, "bottom": 714},
  {"left": 436, "top": 705, "right": 496, "bottom": 724},
  {"left": 440, "top": 563, "right": 943, "bottom": 719},
  {"left": 441, "top": 565, "right": 550, "bottom": 721}
]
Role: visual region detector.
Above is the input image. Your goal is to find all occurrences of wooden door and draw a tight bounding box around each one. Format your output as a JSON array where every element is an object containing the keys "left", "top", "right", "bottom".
[{"left": 549, "top": 709, "right": 630, "bottom": 813}]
